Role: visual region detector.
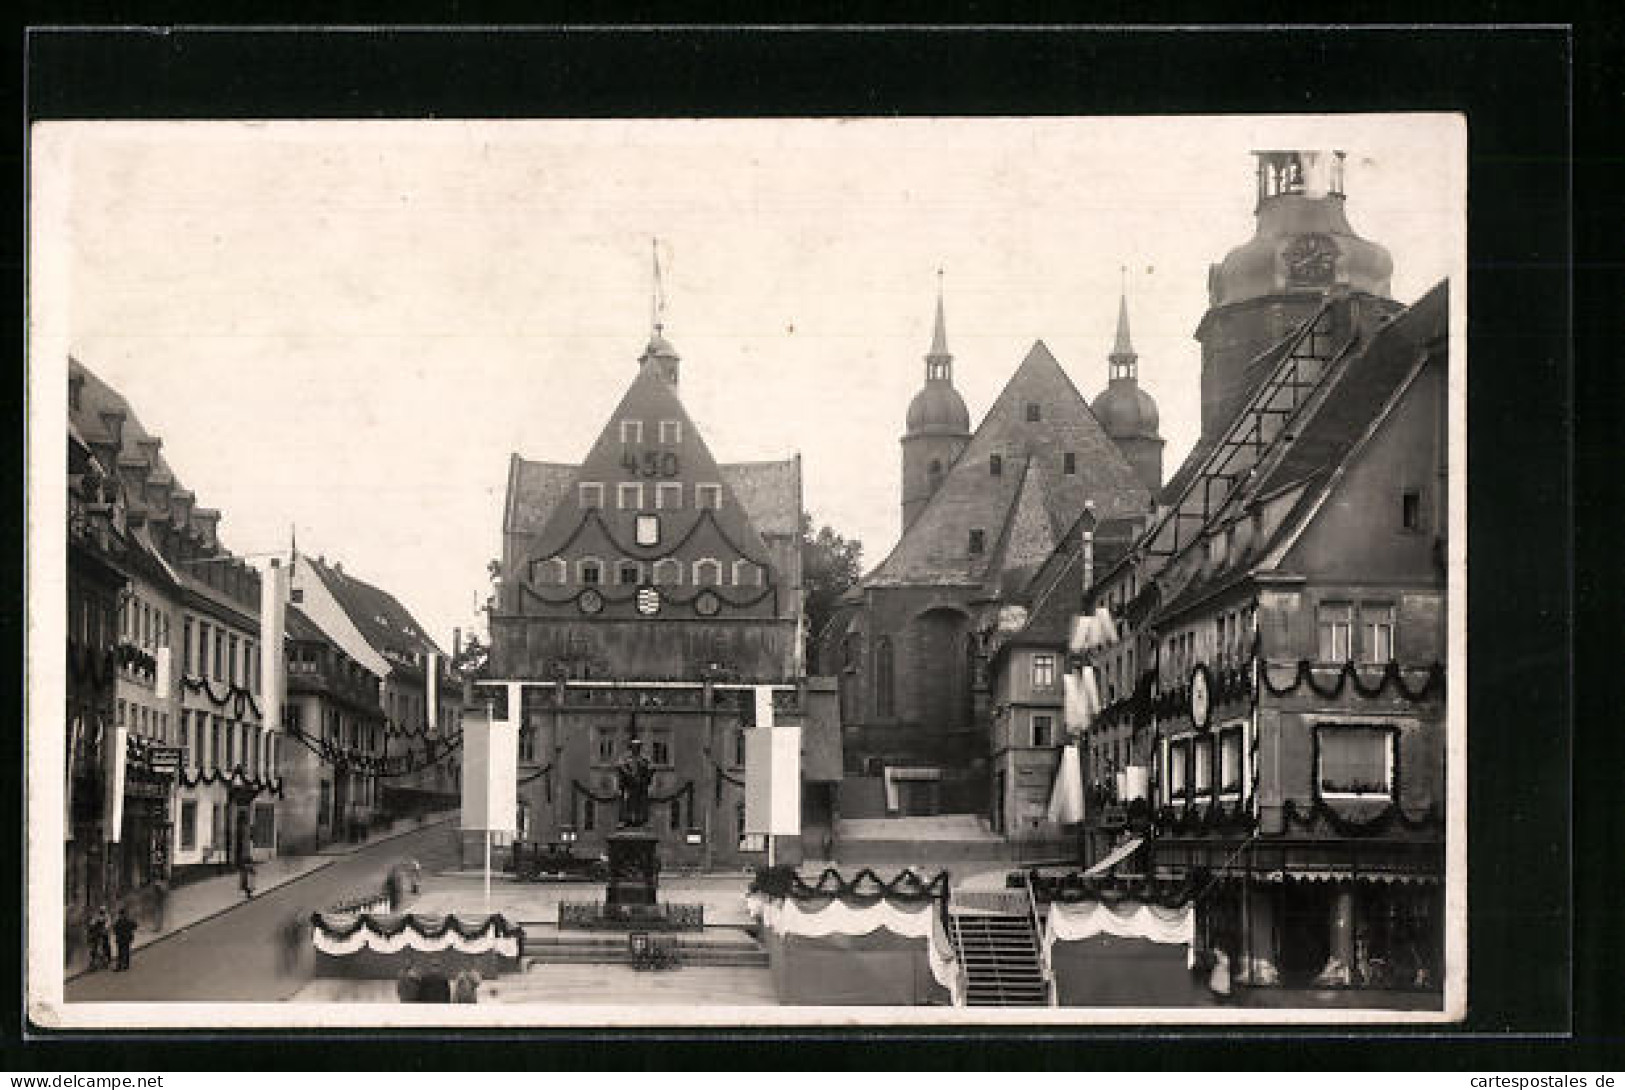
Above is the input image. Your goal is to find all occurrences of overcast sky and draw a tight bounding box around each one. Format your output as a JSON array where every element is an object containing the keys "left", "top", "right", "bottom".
[{"left": 33, "top": 116, "right": 1463, "bottom": 651}]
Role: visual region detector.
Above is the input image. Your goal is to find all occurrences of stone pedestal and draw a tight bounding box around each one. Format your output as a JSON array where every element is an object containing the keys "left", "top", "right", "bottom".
[{"left": 605, "top": 829, "right": 660, "bottom": 909}]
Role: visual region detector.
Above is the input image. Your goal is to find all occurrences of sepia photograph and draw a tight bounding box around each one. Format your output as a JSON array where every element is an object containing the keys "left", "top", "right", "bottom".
[{"left": 26, "top": 112, "right": 1466, "bottom": 1029}]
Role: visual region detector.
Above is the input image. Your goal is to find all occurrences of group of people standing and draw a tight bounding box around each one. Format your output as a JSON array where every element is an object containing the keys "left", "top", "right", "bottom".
[{"left": 83, "top": 905, "right": 138, "bottom": 972}]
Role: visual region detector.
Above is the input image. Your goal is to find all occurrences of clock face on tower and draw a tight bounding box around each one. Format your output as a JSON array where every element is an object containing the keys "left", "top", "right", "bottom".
[{"left": 1284, "top": 233, "right": 1337, "bottom": 286}]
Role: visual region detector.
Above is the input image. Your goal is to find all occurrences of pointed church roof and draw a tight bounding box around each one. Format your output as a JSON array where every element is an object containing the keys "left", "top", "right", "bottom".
[
  {"left": 982, "top": 456, "right": 1060, "bottom": 596},
  {"left": 929, "top": 290, "right": 950, "bottom": 359},
  {"left": 1112, "top": 293, "right": 1136, "bottom": 360},
  {"left": 867, "top": 340, "right": 1151, "bottom": 587}
]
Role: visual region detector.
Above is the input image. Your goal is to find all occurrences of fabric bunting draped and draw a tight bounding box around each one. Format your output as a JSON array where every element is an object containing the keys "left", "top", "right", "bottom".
[
  {"left": 1063, "top": 668, "right": 1101, "bottom": 734},
  {"left": 1041, "top": 900, "right": 1194, "bottom": 965},
  {"left": 750, "top": 894, "right": 962, "bottom": 1005},
  {"left": 1046, "top": 744, "right": 1085, "bottom": 824},
  {"left": 310, "top": 912, "right": 523, "bottom": 959},
  {"left": 1068, "top": 607, "right": 1120, "bottom": 654}
]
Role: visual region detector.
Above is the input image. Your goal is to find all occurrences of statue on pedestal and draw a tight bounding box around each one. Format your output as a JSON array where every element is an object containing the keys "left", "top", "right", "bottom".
[{"left": 615, "top": 738, "right": 654, "bottom": 828}]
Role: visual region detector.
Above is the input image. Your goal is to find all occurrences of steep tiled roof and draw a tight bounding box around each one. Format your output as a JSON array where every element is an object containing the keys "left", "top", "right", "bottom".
[
  {"left": 305, "top": 555, "right": 444, "bottom": 659},
  {"left": 69, "top": 357, "right": 185, "bottom": 517},
  {"left": 721, "top": 458, "right": 802, "bottom": 537},
  {"left": 866, "top": 340, "right": 1150, "bottom": 587},
  {"left": 504, "top": 456, "right": 578, "bottom": 537},
  {"left": 1154, "top": 281, "right": 1448, "bottom": 622}
]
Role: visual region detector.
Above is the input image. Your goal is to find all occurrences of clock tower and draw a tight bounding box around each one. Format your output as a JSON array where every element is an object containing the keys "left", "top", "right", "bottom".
[{"left": 1193, "top": 150, "right": 1400, "bottom": 446}]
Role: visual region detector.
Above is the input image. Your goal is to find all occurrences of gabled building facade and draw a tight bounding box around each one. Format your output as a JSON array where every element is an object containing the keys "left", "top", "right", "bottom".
[
  {"left": 490, "top": 326, "right": 835, "bottom": 867},
  {"left": 822, "top": 292, "right": 1157, "bottom": 823}
]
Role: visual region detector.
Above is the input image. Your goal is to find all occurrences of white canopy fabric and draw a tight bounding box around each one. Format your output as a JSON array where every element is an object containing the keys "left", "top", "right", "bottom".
[
  {"left": 1063, "top": 669, "right": 1101, "bottom": 734},
  {"left": 1046, "top": 744, "right": 1086, "bottom": 825},
  {"left": 1081, "top": 836, "right": 1145, "bottom": 878},
  {"left": 1042, "top": 900, "right": 1194, "bottom": 964},
  {"left": 754, "top": 896, "right": 963, "bottom": 1005},
  {"left": 1068, "top": 608, "right": 1121, "bottom": 654},
  {"left": 313, "top": 924, "right": 520, "bottom": 958}
]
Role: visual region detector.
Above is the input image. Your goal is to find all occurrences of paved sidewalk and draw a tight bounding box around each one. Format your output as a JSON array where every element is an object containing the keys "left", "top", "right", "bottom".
[{"left": 66, "top": 812, "right": 459, "bottom": 981}]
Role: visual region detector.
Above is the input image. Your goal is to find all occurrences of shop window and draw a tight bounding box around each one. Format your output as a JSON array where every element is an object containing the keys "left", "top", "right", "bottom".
[
  {"left": 1169, "top": 739, "right": 1189, "bottom": 800},
  {"left": 1032, "top": 715, "right": 1053, "bottom": 748},
  {"left": 693, "top": 558, "right": 722, "bottom": 587},
  {"left": 1031, "top": 653, "right": 1056, "bottom": 690},
  {"left": 1193, "top": 736, "right": 1213, "bottom": 797},
  {"left": 1360, "top": 603, "right": 1396, "bottom": 664},
  {"left": 656, "top": 482, "right": 683, "bottom": 510},
  {"left": 179, "top": 800, "right": 197, "bottom": 851},
  {"left": 696, "top": 484, "right": 723, "bottom": 510},
  {"left": 1317, "top": 602, "right": 1353, "bottom": 663},
  {"left": 1317, "top": 725, "right": 1395, "bottom": 799},
  {"left": 1220, "top": 728, "right": 1244, "bottom": 796}
]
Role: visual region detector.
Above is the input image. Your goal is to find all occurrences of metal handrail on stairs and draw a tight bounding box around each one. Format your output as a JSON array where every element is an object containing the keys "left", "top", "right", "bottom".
[{"left": 1022, "top": 870, "right": 1057, "bottom": 1007}]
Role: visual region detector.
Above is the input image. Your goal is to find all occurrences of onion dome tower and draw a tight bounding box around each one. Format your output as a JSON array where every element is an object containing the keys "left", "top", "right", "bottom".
[
  {"left": 900, "top": 275, "right": 971, "bottom": 533},
  {"left": 1092, "top": 289, "right": 1164, "bottom": 493},
  {"left": 1195, "top": 150, "right": 1399, "bottom": 440}
]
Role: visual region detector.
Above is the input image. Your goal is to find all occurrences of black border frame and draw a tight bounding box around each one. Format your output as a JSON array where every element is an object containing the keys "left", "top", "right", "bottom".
[{"left": 7, "top": 16, "right": 1601, "bottom": 1073}]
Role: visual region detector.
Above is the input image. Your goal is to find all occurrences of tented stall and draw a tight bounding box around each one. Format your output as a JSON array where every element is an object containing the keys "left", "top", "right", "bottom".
[
  {"left": 1043, "top": 899, "right": 1214, "bottom": 1007},
  {"left": 749, "top": 871, "right": 962, "bottom": 1006}
]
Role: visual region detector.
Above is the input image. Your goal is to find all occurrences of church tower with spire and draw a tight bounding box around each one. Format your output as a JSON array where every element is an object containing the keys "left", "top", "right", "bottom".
[
  {"left": 1091, "top": 288, "right": 1164, "bottom": 493},
  {"left": 899, "top": 277, "right": 971, "bottom": 533}
]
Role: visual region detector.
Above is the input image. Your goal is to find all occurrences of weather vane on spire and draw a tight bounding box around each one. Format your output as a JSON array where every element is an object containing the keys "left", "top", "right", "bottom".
[{"left": 651, "top": 237, "right": 666, "bottom": 336}]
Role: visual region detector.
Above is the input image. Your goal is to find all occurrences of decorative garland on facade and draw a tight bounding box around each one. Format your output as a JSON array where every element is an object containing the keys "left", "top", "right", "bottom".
[
  {"left": 1258, "top": 659, "right": 1444, "bottom": 702},
  {"left": 1155, "top": 800, "right": 1257, "bottom": 837},
  {"left": 115, "top": 641, "right": 158, "bottom": 681},
  {"left": 309, "top": 911, "right": 525, "bottom": 944},
  {"left": 180, "top": 675, "right": 262, "bottom": 720},
  {"left": 531, "top": 507, "right": 772, "bottom": 575},
  {"left": 1279, "top": 797, "right": 1443, "bottom": 838},
  {"left": 520, "top": 578, "right": 778, "bottom": 612},
  {"left": 517, "top": 763, "right": 553, "bottom": 787},
  {"left": 570, "top": 778, "right": 695, "bottom": 809},
  {"left": 286, "top": 723, "right": 464, "bottom": 779},
  {"left": 1021, "top": 869, "right": 1203, "bottom": 911},
  {"left": 748, "top": 865, "right": 950, "bottom": 904},
  {"left": 176, "top": 764, "right": 285, "bottom": 798}
]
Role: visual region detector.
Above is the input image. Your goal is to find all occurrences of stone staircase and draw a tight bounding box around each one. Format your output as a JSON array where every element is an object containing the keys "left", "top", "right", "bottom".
[
  {"left": 948, "top": 890, "right": 1051, "bottom": 1008},
  {"left": 518, "top": 923, "right": 768, "bottom": 969}
]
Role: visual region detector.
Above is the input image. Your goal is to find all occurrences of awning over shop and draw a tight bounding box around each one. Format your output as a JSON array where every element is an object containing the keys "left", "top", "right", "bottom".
[{"left": 1082, "top": 836, "right": 1145, "bottom": 878}]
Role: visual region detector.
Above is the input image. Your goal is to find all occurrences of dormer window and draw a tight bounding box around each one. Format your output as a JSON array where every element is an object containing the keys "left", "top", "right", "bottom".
[
  {"left": 578, "top": 482, "right": 604, "bottom": 509},
  {"left": 659, "top": 420, "right": 682, "bottom": 445},
  {"left": 620, "top": 420, "right": 643, "bottom": 444},
  {"left": 1026, "top": 403, "right": 1041, "bottom": 422},
  {"left": 696, "top": 484, "right": 722, "bottom": 511}
]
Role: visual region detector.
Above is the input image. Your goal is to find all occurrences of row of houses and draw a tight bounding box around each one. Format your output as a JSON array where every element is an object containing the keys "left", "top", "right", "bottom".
[{"left": 64, "top": 359, "right": 463, "bottom": 940}]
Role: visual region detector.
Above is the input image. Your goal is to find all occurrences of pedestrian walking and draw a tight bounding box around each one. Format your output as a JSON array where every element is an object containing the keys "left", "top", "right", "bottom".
[
  {"left": 407, "top": 858, "right": 422, "bottom": 894},
  {"left": 111, "top": 906, "right": 136, "bottom": 971},
  {"left": 383, "top": 867, "right": 403, "bottom": 911},
  {"left": 239, "top": 860, "right": 257, "bottom": 899},
  {"left": 150, "top": 878, "right": 170, "bottom": 932},
  {"left": 86, "top": 908, "right": 111, "bottom": 972},
  {"left": 280, "top": 913, "right": 307, "bottom": 975}
]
